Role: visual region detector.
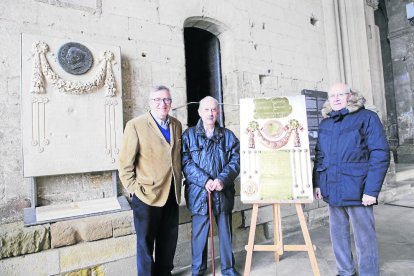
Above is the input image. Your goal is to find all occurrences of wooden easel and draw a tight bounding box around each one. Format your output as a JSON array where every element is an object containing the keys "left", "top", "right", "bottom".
[{"left": 243, "top": 200, "right": 320, "bottom": 276}]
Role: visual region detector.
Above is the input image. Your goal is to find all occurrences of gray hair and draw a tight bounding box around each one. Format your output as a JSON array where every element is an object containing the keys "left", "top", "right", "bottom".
[
  {"left": 152, "top": 85, "right": 170, "bottom": 94},
  {"left": 198, "top": 96, "right": 219, "bottom": 111},
  {"left": 149, "top": 85, "right": 171, "bottom": 102}
]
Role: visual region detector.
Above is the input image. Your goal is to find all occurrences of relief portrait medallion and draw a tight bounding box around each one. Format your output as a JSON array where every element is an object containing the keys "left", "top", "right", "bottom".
[{"left": 57, "top": 42, "right": 93, "bottom": 75}]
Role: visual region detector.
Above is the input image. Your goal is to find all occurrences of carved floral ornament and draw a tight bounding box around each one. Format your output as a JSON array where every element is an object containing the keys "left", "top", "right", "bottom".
[{"left": 30, "top": 41, "right": 117, "bottom": 97}]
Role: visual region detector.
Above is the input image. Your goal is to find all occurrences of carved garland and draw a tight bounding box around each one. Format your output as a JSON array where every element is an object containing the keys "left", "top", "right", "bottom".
[
  {"left": 245, "top": 119, "right": 303, "bottom": 149},
  {"left": 30, "top": 41, "right": 116, "bottom": 97}
]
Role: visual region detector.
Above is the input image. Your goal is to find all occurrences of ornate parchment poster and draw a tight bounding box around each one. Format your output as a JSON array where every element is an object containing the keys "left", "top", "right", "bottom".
[
  {"left": 240, "top": 96, "right": 313, "bottom": 202},
  {"left": 21, "top": 34, "right": 123, "bottom": 177}
]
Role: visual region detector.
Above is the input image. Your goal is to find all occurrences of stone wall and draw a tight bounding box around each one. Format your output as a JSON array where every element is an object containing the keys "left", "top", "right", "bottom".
[
  {"left": 0, "top": 0, "right": 389, "bottom": 274},
  {"left": 386, "top": 0, "right": 414, "bottom": 162},
  {"left": 0, "top": 0, "right": 330, "bottom": 224}
]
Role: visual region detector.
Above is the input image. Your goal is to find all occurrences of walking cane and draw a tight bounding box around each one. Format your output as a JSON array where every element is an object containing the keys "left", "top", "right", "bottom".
[{"left": 208, "top": 191, "right": 216, "bottom": 276}]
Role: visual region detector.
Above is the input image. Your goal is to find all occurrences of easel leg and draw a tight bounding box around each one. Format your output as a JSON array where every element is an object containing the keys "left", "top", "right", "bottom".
[
  {"left": 244, "top": 204, "right": 259, "bottom": 276},
  {"left": 295, "top": 204, "right": 320, "bottom": 276},
  {"left": 272, "top": 204, "right": 283, "bottom": 262}
]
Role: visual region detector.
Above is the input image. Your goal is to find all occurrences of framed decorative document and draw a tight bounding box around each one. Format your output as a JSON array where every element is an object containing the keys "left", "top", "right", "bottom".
[{"left": 240, "top": 96, "right": 313, "bottom": 203}]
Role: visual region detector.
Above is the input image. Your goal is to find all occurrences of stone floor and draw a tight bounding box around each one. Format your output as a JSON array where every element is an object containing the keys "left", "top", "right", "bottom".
[{"left": 174, "top": 164, "right": 414, "bottom": 276}]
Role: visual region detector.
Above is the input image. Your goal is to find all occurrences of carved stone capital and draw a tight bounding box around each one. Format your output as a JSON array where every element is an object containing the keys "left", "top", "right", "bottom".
[{"left": 366, "top": 0, "right": 379, "bottom": 11}]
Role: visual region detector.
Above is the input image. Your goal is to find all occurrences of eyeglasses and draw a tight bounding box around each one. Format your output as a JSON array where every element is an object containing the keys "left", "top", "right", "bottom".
[
  {"left": 151, "top": 98, "right": 172, "bottom": 105},
  {"left": 328, "top": 93, "right": 350, "bottom": 99}
]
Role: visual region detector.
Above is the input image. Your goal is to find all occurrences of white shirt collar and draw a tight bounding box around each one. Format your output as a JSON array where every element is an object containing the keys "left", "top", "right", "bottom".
[{"left": 150, "top": 111, "right": 170, "bottom": 130}]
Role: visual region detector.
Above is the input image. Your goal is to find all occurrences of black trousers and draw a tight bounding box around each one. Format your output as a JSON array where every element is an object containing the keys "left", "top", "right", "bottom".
[{"left": 131, "top": 185, "right": 178, "bottom": 276}]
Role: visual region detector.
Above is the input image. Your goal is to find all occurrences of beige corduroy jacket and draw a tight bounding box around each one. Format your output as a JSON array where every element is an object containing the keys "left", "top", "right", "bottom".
[{"left": 118, "top": 112, "right": 182, "bottom": 206}]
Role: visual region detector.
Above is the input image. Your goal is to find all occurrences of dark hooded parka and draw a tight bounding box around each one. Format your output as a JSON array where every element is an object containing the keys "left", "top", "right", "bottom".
[{"left": 312, "top": 92, "right": 390, "bottom": 206}]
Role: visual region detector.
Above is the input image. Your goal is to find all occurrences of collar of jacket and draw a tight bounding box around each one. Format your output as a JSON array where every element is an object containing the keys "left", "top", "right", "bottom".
[
  {"left": 327, "top": 108, "right": 349, "bottom": 122},
  {"left": 195, "top": 119, "right": 224, "bottom": 142}
]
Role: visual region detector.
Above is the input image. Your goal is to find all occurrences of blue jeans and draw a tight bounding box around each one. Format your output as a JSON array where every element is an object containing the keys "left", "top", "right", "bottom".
[
  {"left": 131, "top": 186, "right": 178, "bottom": 276},
  {"left": 329, "top": 205, "right": 379, "bottom": 276},
  {"left": 191, "top": 212, "right": 236, "bottom": 276}
]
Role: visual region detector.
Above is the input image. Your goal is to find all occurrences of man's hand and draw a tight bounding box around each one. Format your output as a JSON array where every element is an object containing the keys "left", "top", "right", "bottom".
[
  {"left": 362, "top": 194, "right": 376, "bottom": 206},
  {"left": 205, "top": 179, "right": 215, "bottom": 192},
  {"left": 212, "top": 179, "right": 224, "bottom": 191},
  {"left": 313, "top": 188, "right": 322, "bottom": 200}
]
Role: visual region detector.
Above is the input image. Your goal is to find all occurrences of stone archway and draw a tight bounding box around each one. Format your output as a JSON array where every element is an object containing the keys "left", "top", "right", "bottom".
[{"left": 183, "top": 17, "right": 235, "bottom": 127}]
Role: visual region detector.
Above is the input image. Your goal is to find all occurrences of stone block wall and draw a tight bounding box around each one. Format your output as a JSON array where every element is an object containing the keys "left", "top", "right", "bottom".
[
  {"left": 385, "top": 0, "right": 414, "bottom": 162},
  {"left": 0, "top": 0, "right": 346, "bottom": 274}
]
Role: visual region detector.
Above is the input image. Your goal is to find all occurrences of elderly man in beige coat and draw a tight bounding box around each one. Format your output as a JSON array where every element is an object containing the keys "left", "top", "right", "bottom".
[{"left": 118, "top": 85, "right": 182, "bottom": 276}]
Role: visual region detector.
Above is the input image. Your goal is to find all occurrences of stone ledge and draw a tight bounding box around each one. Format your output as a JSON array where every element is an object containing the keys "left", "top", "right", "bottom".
[
  {"left": 50, "top": 210, "right": 134, "bottom": 248},
  {"left": 0, "top": 235, "right": 135, "bottom": 275},
  {"left": 0, "top": 210, "right": 135, "bottom": 259},
  {"left": 0, "top": 222, "right": 50, "bottom": 259},
  {"left": 379, "top": 182, "right": 414, "bottom": 204},
  {"left": 59, "top": 235, "right": 135, "bottom": 273},
  {"left": 0, "top": 248, "right": 59, "bottom": 275}
]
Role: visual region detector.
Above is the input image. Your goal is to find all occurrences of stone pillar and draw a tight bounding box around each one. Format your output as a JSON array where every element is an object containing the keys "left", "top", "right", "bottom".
[
  {"left": 322, "top": 0, "right": 345, "bottom": 84},
  {"left": 337, "top": 0, "right": 353, "bottom": 85},
  {"left": 397, "top": 41, "right": 414, "bottom": 162},
  {"left": 364, "top": 0, "right": 387, "bottom": 122},
  {"left": 322, "top": 0, "right": 382, "bottom": 110},
  {"left": 386, "top": 0, "right": 414, "bottom": 162}
]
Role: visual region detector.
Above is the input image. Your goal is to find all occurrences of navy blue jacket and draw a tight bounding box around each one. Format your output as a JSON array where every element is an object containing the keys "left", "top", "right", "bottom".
[
  {"left": 312, "top": 103, "right": 390, "bottom": 206},
  {"left": 182, "top": 119, "right": 240, "bottom": 215}
]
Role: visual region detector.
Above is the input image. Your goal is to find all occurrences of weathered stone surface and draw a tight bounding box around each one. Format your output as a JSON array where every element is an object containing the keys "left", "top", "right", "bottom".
[
  {"left": 111, "top": 211, "right": 134, "bottom": 238},
  {"left": 64, "top": 265, "right": 104, "bottom": 276},
  {"left": 379, "top": 182, "right": 413, "bottom": 203},
  {"left": 0, "top": 197, "right": 30, "bottom": 224},
  {"left": 242, "top": 205, "right": 273, "bottom": 227},
  {"left": 232, "top": 212, "right": 243, "bottom": 229},
  {"left": 233, "top": 195, "right": 250, "bottom": 212},
  {"left": 384, "top": 153, "right": 396, "bottom": 187},
  {"left": 0, "top": 249, "right": 59, "bottom": 275},
  {"left": 51, "top": 222, "right": 78, "bottom": 248},
  {"left": 177, "top": 222, "right": 192, "bottom": 242},
  {"left": 264, "top": 214, "right": 305, "bottom": 240},
  {"left": 233, "top": 223, "right": 267, "bottom": 252},
  {"left": 51, "top": 214, "right": 115, "bottom": 248},
  {"left": 78, "top": 217, "right": 112, "bottom": 242},
  {"left": 396, "top": 145, "right": 414, "bottom": 163},
  {"left": 178, "top": 205, "right": 192, "bottom": 224},
  {"left": 99, "top": 255, "right": 136, "bottom": 276},
  {"left": 303, "top": 200, "right": 319, "bottom": 211},
  {"left": 307, "top": 206, "right": 329, "bottom": 228},
  {"left": 59, "top": 234, "right": 135, "bottom": 273},
  {"left": 174, "top": 240, "right": 193, "bottom": 269},
  {"left": 35, "top": 0, "right": 99, "bottom": 11},
  {"left": 0, "top": 222, "right": 50, "bottom": 259}
]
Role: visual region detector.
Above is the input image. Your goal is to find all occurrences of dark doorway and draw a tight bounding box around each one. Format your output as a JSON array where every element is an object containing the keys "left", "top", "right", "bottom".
[{"left": 184, "top": 27, "right": 224, "bottom": 127}]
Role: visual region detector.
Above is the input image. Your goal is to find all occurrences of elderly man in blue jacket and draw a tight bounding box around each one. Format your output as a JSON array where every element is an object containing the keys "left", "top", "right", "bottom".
[
  {"left": 182, "top": 96, "right": 240, "bottom": 276},
  {"left": 313, "top": 83, "right": 390, "bottom": 276}
]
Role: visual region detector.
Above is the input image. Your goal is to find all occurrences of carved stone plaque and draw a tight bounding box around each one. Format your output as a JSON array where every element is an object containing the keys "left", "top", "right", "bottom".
[
  {"left": 57, "top": 42, "right": 93, "bottom": 75},
  {"left": 21, "top": 34, "right": 123, "bottom": 177}
]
